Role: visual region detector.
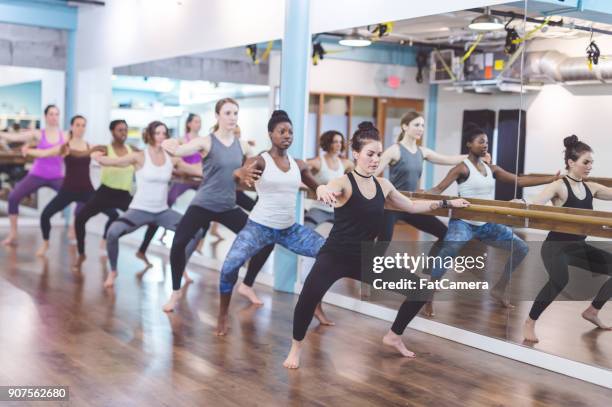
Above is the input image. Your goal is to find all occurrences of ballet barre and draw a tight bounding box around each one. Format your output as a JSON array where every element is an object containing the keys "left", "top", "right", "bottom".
[
  {"left": 0, "top": 151, "right": 28, "bottom": 165},
  {"left": 403, "top": 192, "right": 612, "bottom": 239}
]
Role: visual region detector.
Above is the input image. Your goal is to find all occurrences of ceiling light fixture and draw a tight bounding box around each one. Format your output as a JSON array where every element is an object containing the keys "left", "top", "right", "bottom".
[
  {"left": 339, "top": 29, "right": 371, "bottom": 47},
  {"left": 469, "top": 7, "right": 504, "bottom": 31}
]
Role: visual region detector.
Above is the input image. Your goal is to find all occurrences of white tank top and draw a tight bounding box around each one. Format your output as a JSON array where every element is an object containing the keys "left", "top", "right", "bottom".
[
  {"left": 130, "top": 148, "right": 173, "bottom": 213},
  {"left": 312, "top": 154, "right": 345, "bottom": 213},
  {"left": 249, "top": 152, "right": 302, "bottom": 229},
  {"left": 457, "top": 158, "right": 495, "bottom": 225}
]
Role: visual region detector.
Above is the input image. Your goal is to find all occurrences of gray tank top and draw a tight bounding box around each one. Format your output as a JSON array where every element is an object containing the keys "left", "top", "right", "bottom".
[
  {"left": 190, "top": 134, "right": 244, "bottom": 212},
  {"left": 388, "top": 144, "right": 423, "bottom": 192}
]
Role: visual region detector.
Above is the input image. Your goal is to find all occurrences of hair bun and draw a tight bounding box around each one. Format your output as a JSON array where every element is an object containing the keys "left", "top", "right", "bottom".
[
  {"left": 564, "top": 134, "right": 579, "bottom": 148},
  {"left": 271, "top": 109, "right": 289, "bottom": 118},
  {"left": 358, "top": 121, "right": 375, "bottom": 131},
  {"left": 463, "top": 122, "right": 481, "bottom": 132}
]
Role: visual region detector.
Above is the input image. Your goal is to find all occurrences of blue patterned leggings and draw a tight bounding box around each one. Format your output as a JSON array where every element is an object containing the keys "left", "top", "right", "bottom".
[{"left": 219, "top": 220, "right": 325, "bottom": 294}]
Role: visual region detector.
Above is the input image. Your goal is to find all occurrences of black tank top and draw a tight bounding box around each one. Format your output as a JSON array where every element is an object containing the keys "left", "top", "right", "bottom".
[
  {"left": 546, "top": 177, "right": 593, "bottom": 241},
  {"left": 320, "top": 172, "right": 385, "bottom": 257},
  {"left": 62, "top": 154, "right": 94, "bottom": 192}
]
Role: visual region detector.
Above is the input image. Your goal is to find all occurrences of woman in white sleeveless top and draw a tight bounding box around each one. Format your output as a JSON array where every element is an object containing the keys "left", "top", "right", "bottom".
[
  {"left": 91, "top": 121, "right": 203, "bottom": 288},
  {"left": 215, "top": 110, "right": 333, "bottom": 336},
  {"left": 426, "top": 124, "right": 559, "bottom": 313},
  {"left": 304, "top": 130, "right": 354, "bottom": 228}
]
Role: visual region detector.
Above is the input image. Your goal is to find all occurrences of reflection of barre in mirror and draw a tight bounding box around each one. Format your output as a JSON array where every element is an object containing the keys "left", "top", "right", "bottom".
[{"left": 424, "top": 123, "right": 558, "bottom": 315}]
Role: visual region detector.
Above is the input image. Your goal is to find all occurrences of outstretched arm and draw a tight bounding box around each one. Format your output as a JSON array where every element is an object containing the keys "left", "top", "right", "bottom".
[
  {"left": 492, "top": 165, "right": 560, "bottom": 187},
  {"left": 162, "top": 136, "right": 208, "bottom": 157},
  {"left": 422, "top": 147, "right": 467, "bottom": 165},
  {"left": 588, "top": 182, "right": 612, "bottom": 200},
  {"left": 375, "top": 144, "right": 399, "bottom": 176},
  {"left": 0, "top": 129, "right": 39, "bottom": 143},
  {"left": 22, "top": 143, "right": 65, "bottom": 158},
  {"left": 381, "top": 178, "right": 469, "bottom": 213},
  {"left": 427, "top": 164, "right": 466, "bottom": 195},
  {"left": 234, "top": 155, "right": 265, "bottom": 188},
  {"left": 91, "top": 150, "right": 141, "bottom": 167},
  {"left": 521, "top": 180, "right": 561, "bottom": 205},
  {"left": 173, "top": 158, "right": 202, "bottom": 178},
  {"left": 296, "top": 159, "right": 319, "bottom": 191}
]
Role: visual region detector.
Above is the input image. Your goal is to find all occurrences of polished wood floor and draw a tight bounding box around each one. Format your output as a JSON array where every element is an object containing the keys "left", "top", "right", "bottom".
[
  {"left": 0, "top": 227, "right": 610, "bottom": 406},
  {"left": 363, "top": 223, "right": 612, "bottom": 370}
]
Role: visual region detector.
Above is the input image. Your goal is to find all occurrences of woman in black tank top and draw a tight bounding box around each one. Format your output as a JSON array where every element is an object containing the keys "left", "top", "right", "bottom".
[
  {"left": 283, "top": 122, "right": 469, "bottom": 369},
  {"left": 524, "top": 136, "right": 612, "bottom": 343}
]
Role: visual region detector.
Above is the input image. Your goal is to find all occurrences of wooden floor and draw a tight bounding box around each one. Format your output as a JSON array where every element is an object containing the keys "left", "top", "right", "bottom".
[
  {"left": 0, "top": 227, "right": 610, "bottom": 406},
  {"left": 372, "top": 224, "right": 612, "bottom": 370}
]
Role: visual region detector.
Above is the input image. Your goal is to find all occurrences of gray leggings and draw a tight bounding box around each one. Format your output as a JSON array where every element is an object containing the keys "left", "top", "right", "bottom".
[{"left": 106, "top": 208, "right": 203, "bottom": 271}]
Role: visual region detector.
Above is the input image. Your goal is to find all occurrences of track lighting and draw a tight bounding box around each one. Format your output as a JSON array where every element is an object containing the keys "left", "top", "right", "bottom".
[
  {"left": 339, "top": 29, "right": 371, "bottom": 47},
  {"left": 469, "top": 7, "right": 504, "bottom": 31}
]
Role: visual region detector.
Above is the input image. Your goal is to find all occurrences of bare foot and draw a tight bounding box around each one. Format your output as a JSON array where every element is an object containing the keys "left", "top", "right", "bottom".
[
  {"left": 283, "top": 340, "right": 303, "bottom": 369},
  {"left": 314, "top": 303, "right": 335, "bottom": 326},
  {"left": 1, "top": 233, "right": 17, "bottom": 246},
  {"left": 195, "top": 239, "right": 204, "bottom": 255},
  {"left": 215, "top": 313, "right": 229, "bottom": 336},
  {"left": 382, "top": 330, "right": 416, "bottom": 357},
  {"left": 162, "top": 291, "right": 181, "bottom": 313},
  {"left": 490, "top": 288, "right": 516, "bottom": 309},
  {"left": 135, "top": 251, "right": 151, "bottom": 266},
  {"left": 582, "top": 307, "right": 612, "bottom": 330},
  {"left": 183, "top": 271, "right": 194, "bottom": 284},
  {"left": 421, "top": 301, "right": 435, "bottom": 317},
  {"left": 237, "top": 282, "right": 263, "bottom": 305},
  {"left": 72, "top": 254, "right": 86, "bottom": 271},
  {"left": 36, "top": 241, "right": 50, "bottom": 257},
  {"left": 104, "top": 271, "right": 118, "bottom": 288},
  {"left": 523, "top": 318, "right": 539, "bottom": 343}
]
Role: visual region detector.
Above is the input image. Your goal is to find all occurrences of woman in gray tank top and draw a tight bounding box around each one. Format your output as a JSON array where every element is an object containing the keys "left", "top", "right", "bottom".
[
  {"left": 160, "top": 98, "right": 274, "bottom": 313},
  {"left": 376, "top": 110, "right": 470, "bottom": 244}
]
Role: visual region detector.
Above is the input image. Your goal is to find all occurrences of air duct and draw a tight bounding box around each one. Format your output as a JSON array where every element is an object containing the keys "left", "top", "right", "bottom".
[{"left": 524, "top": 50, "right": 612, "bottom": 83}]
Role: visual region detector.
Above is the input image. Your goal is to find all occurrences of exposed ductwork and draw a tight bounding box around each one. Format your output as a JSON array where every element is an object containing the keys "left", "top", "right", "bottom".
[{"left": 524, "top": 50, "right": 612, "bottom": 83}]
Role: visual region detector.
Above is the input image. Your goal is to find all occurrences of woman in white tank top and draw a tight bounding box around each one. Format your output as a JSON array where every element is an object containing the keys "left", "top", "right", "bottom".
[
  {"left": 215, "top": 110, "right": 334, "bottom": 336},
  {"left": 91, "top": 121, "right": 203, "bottom": 289},
  {"left": 425, "top": 124, "right": 559, "bottom": 314},
  {"left": 304, "top": 130, "right": 354, "bottom": 228}
]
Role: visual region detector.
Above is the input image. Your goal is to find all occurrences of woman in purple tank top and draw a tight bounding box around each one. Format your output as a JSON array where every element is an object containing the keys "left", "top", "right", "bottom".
[{"left": 0, "top": 105, "right": 67, "bottom": 246}]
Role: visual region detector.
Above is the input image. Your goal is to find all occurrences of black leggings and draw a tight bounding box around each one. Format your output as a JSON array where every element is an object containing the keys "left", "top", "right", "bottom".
[
  {"left": 529, "top": 240, "right": 612, "bottom": 320},
  {"left": 169, "top": 204, "right": 273, "bottom": 290},
  {"left": 292, "top": 251, "right": 431, "bottom": 341},
  {"left": 379, "top": 209, "right": 447, "bottom": 241},
  {"left": 74, "top": 185, "right": 132, "bottom": 255},
  {"left": 138, "top": 191, "right": 257, "bottom": 254},
  {"left": 40, "top": 189, "right": 117, "bottom": 241}
]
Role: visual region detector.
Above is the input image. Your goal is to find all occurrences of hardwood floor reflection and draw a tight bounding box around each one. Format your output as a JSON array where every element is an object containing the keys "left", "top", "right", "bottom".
[{"left": 0, "top": 227, "right": 610, "bottom": 406}]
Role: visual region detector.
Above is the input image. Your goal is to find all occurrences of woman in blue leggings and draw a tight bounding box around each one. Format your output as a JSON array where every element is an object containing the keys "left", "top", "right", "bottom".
[
  {"left": 426, "top": 124, "right": 559, "bottom": 314},
  {"left": 216, "top": 110, "right": 331, "bottom": 336}
]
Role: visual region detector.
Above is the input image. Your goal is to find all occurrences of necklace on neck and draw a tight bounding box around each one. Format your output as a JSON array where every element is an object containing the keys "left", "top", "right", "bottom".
[
  {"left": 566, "top": 174, "right": 583, "bottom": 183},
  {"left": 354, "top": 169, "right": 372, "bottom": 179}
]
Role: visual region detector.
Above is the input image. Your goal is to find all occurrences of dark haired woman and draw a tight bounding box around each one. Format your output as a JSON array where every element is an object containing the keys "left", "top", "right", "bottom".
[
  {"left": 304, "top": 130, "right": 354, "bottom": 228},
  {"left": 72, "top": 119, "right": 138, "bottom": 269},
  {"left": 92, "top": 121, "right": 203, "bottom": 288},
  {"left": 161, "top": 98, "right": 273, "bottom": 312},
  {"left": 523, "top": 135, "right": 612, "bottom": 342},
  {"left": 0, "top": 105, "right": 67, "bottom": 246},
  {"left": 376, "top": 110, "right": 471, "bottom": 246},
  {"left": 21, "top": 116, "right": 115, "bottom": 257},
  {"left": 135, "top": 113, "right": 204, "bottom": 264},
  {"left": 215, "top": 110, "right": 328, "bottom": 335},
  {"left": 283, "top": 121, "right": 470, "bottom": 369},
  {"left": 427, "top": 124, "right": 558, "bottom": 312}
]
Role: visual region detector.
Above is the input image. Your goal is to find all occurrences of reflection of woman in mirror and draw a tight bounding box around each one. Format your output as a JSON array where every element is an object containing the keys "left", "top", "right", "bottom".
[
  {"left": 304, "top": 130, "right": 354, "bottom": 228},
  {"left": 0, "top": 105, "right": 67, "bottom": 246},
  {"left": 426, "top": 124, "right": 558, "bottom": 315},
  {"left": 524, "top": 135, "right": 612, "bottom": 343},
  {"left": 376, "top": 110, "right": 469, "bottom": 245}
]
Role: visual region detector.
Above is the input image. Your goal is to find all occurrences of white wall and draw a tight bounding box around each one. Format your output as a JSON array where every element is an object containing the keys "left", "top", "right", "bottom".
[
  {"left": 75, "top": 0, "right": 509, "bottom": 71},
  {"left": 0, "top": 65, "right": 65, "bottom": 120}
]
